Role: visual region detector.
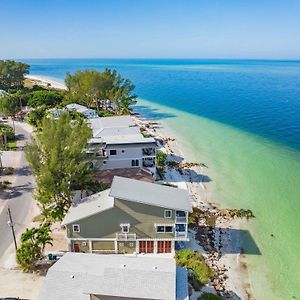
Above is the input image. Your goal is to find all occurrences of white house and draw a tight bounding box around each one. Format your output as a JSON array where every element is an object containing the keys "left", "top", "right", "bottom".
[
  {"left": 87, "top": 116, "right": 157, "bottom": 175},
  {"left": 66, "top": 103, "right": 98, "bottom": 119}
]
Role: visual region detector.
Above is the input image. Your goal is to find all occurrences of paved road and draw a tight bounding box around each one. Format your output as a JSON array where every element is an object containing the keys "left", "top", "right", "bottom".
[{"left": 0, "top": 121, "right": 34, "bottom": 262}]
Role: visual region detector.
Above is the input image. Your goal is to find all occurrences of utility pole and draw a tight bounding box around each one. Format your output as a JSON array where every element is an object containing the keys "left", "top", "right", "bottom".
[{"left": 7, "top": 206, "right": 17, "bottom": 251}]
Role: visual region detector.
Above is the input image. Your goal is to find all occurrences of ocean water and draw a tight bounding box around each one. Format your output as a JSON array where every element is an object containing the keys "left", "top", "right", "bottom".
[{"left": 24, "top": 59, "right": 300, "bottom": 299}]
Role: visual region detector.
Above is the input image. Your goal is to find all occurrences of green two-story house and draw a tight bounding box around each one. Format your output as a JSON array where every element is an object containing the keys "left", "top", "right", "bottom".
[{"left": 62, "top": 176, "right": 192, "bottom": 254}]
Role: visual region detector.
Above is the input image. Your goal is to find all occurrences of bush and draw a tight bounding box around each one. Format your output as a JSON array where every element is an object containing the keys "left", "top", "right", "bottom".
[
  {"left": 198, "top": 293, "right": 224, "bottom": 300},
  {"left": 176, "top": 250, "right": 215, "bottom": 286},
  {"left": 156, "top": 150, "right": 167, "bottom": 166},
  {"left": 16, "top": 225, "right": 53, "bottom": 272},
  {"left": 189, "top": 207, "right": 205, "bottom": 226}
]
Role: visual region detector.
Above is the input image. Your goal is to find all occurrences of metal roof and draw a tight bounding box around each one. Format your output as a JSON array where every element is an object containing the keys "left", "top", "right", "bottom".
[
  {"left": 61, "top": 189, "right": 114, "bottom": 226},
  {"left": 110, "top": 176, "right": 192, "bottom": 212},
  {"left": 38, "top": 253, "right": 180, "bottom": 300}
]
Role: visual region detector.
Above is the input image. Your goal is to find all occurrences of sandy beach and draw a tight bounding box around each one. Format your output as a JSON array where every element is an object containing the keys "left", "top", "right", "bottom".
[
  {"left": 133, "top": 115, "right": 254, "bottom": 300},
  {"left": 25, "top": 74, "right": 67, "bottom": 90}
]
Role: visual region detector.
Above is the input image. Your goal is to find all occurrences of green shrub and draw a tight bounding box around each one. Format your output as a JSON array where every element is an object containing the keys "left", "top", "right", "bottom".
[
  {"left": 176, "top": 250, "right": 215, "bottom": 286},
  {"left": 156, "top": 150, "right": 167, "bottom": 166},
  {"left": 198, "top": 292, "right": 224, "bottom": 300},
  {"left": 188, "top": 207, "right": 205, "bottom": 226}
]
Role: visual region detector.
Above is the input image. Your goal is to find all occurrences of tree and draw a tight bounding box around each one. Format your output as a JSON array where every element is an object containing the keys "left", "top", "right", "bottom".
[
  {"left": 0, "top": 94, "right": 20, "bottom": 131},
  {"left": 26, "top": 105, "right": 48, "bottom": 127},
  {"left": 25, "top": 112, "right": 93, "bottom": 221},
  {"left": 65, "top": 68, "right": 137, "bottom": 114},
  {"left": 16, "top": 224, "right": 53, "bottom": 272},
  {"left": 28, "top": 90, "right": 64, "bottom": 108},
  {"left": 0, "top": 60, "right": 29, "bottom": 91}
]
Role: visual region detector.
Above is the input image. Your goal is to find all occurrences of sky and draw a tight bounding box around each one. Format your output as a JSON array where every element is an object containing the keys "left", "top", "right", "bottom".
[{"left": 0, "top": 0, "right": 300, "bottom": 59}]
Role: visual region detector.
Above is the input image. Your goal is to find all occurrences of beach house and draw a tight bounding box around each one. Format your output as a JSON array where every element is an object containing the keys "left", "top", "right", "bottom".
[
  {"left": 62, "top": 176, "right": 191, "bottom": 254},
  {"left": 66, "top": 103, "right": 98, "bottom": 119},
  {"left": 87, "top": 115, "right": 157, "bottom": 175},
  {"left": 38, "top": 252, "right": 189, "bottom": 300}
]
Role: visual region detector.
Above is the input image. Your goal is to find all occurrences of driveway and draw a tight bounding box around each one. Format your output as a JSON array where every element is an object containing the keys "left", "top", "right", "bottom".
[{"left": 0, "top": 120, "right": 36, "bottom": 264}]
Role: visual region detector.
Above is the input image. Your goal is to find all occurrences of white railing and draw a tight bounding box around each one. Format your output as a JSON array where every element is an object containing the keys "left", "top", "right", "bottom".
[
  {"left": 175, "top": 231, "right": 187, "bottom": 238},
  {"left": 175, "top": 216, "right": 187, "bottom": 223},
  {"left": 116, "top": 233, "right": 137, "bottom": 241}
]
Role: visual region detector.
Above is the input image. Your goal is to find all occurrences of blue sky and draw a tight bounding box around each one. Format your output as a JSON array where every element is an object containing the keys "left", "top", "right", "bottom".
[{"left": 0, "top": 0, "right": 300, "bottom": 59}]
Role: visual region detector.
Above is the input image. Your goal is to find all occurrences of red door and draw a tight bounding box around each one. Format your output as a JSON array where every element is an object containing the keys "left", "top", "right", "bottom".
[
  {"left": 73, "top": 243, "right": 80, "bottom": 252},
  {"left": 157, "top": 241, "right": 172, "bottom": 253},
  {"left": 139, "top": 241, "right": 154, "bottom": 253},
  {"left": 139, "top": 241, "right": 146, "bottom": 253},
  {"left": 157, "top": 241, "right": 164, "bottom": 253},
  {"left": 146, "top": 241, "right": 154, "bottom": 253},
  {"left": 164, "top": 241, "right": 172, "bottom": 253}
]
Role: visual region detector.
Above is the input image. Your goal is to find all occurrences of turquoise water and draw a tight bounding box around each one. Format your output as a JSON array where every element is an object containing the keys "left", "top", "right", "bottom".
[{"left": 24, "top": 59, "right": 300, "bottom": 299}]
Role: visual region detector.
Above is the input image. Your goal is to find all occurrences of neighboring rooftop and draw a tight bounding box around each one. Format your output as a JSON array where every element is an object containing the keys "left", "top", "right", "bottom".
[
  {"left": 38, "top": 253, "right": 186, "bottom": 300},
  {"left": 110, "top": 176, "right": 192, "bottom": 212}
]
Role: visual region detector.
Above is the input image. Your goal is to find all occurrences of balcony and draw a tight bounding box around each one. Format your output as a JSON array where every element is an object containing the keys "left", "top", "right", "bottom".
[
  {"left": 175, "top": 224, "right": 187, "bottom": 239},
  {"left": 142, "top": 148, "right": 156, "bottom": 157},
  {"left": 143, "top": 157, "right": 155, "bottom": 168},
  {"left": 175, "top": 216, "right": 188, "bottom": 223},
  {"left": 116, "top": 233, "right": 137, "bottom": 241},
  {"left": 175, "top": 211, "right": 187, "bottom": 223}
]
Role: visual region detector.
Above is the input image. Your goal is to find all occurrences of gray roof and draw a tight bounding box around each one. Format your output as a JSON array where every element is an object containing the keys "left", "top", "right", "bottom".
[
  {"left": 66, "top": 103, "right": 97, "bottom": 115},
  {"left": 89, "top": 115, "right": 134, "bottom": 129},
  {"left": 61, "top": 189, "right": 114, "bottom": 225},
  {"left": 110, "top": 176, "right": 192, "bottom": 212},
  {"left": 88, "top": 116, "right": 156, "bottom": 146},
  {"left": 38, "top": 253, "right": 179, "bottom": 300},
  {"left": 61, "top": 176, "right": 191, "bottom": 225}
]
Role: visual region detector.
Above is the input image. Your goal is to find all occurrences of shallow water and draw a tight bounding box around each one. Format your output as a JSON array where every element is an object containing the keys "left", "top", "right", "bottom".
[{"left": 25, "top": 59, "right": 300, "bottom": 299}]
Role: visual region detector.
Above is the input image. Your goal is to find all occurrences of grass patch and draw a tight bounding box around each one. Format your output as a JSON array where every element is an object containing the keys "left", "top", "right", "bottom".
[
  {"left": 33, "top": 214, "right": 46, "bottom": 223},
  {"left": 176, "top": 250, "right": 215, "bottom": 289},
  {"left": 7, "top": 141, "right": 17, "bottom": 150}
]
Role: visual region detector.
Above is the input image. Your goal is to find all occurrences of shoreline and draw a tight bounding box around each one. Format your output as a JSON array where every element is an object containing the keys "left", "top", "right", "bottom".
[
  {"left": 28, "top": 74, "right": 253, "bottom": 299},
  {"left": 25, "top": 74, "right": 67, "bottom": 90},
  {"left": 133, "top": 114, "right": 253, "bottom": 299}
]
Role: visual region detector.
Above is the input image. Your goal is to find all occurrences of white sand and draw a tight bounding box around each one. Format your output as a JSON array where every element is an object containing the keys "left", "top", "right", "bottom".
[
  {"left": 134, "top": 115, "right": 253, "bottom": 300},
  {"left": 25, "top": 74, "right": 67, "bottom": 90}
]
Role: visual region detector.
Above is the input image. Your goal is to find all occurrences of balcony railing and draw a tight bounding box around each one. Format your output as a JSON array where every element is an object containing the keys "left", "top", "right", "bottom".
[
  {"left": 175, "top": 231, "right": 187, "bottom": 238},
  {"left": 175, "top": 216, "right": 188, "bottom": 223},
  {"left": 116, "top": 233, "right": 137, "bottom": 241},
  {"left": 143, "top": 159, "right": 155, "bottom": 168},
  {"left": 142, "top": 148, "right": 156, "bottom": 156}
]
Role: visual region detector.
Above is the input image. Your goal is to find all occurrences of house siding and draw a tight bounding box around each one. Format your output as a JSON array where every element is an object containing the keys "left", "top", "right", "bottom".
[{"left": 66, "top": 198, "right": 176, "bottom": 240}]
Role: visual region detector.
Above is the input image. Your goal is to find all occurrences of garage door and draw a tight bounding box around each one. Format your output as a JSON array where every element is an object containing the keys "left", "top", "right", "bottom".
[
  {"left": 157, "top": 241, "right": 172, "bottom": 253},
  {"left": 139, "top": 241, "right": 154, "bottom": 253}
]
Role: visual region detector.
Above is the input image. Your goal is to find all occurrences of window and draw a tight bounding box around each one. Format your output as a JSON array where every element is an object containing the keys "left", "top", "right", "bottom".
[
  {"left": 157, "top": 226, "right": 165, "bottom": 233},
  {"left": 120, "top": 223, "right": 130, "bottom": 233},
  {"left": 156, "top": 224, "right": 174, "bottom": 233},
  {"left": 165, "top": 226, "right": 173, "bottom": 233},
  {"left": 131, "top": 159, "right": 140, "bottom": 167},
  {"left": 110, "top": 149, "right": 117, "bottom": 155},
  {"left": 164, "top": 210, "right": 172, "bottom": 219},
  {"left": 72, "top": 224, "right": 80, "bottom": 233}
]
